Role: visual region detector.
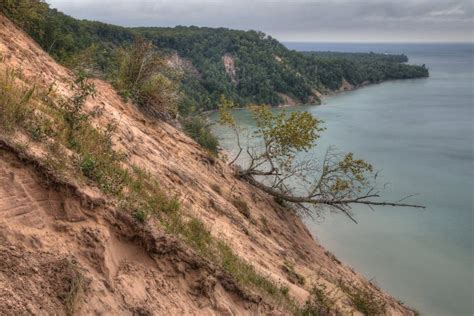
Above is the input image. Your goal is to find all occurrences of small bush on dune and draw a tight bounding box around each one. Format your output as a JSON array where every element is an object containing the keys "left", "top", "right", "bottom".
[
  {"left": 114, "top": 38, "right": 179, "bottom": 119},
  {"left": 339, "top": 283, "right": 386, "bottom": 316},
  {"left": 301, "top": 284, "right": 336, "bottom": 316},
  {"left": 183, "top": 218, "right": 213, "bottom": 252},
  {"left": 182, "top": 116, "right": 219, "bottom": 155},
  {"left": 348, "top": 288, "right": 386, "bottom": 316}
]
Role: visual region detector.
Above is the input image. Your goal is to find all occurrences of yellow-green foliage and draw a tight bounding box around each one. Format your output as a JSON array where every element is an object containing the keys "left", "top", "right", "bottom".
[
  {"left": 218, "top": 95, "right": 237, "bottom": 128},
  {"left": 348, "top": 288, "right": 386, "bottom": 316},
  {"left": 250, "top": 105, "right": 324, "bottom": 157},
  {"left": 216, "top": 240, "right": 290, "bottom": 300}
]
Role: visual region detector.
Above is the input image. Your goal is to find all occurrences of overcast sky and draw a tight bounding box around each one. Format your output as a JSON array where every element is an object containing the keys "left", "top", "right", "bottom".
[{"left": 47, "top": 0, "right": 473, "bottom": 42}]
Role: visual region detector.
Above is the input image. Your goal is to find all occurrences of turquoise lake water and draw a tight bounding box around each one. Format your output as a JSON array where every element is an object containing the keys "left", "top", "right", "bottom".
[{"left": 210, "top": 43, "right": 473, "bottom": 316}]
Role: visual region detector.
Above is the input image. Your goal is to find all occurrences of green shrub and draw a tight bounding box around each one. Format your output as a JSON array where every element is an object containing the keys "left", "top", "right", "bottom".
[
  {"left": 79, "top": 154, "right": 96, "bottom": 178},
  {"left": 113, "top": 38, "right": 178, "bottom": 119},
  {"left": 349, "top": 288, "right": 386, "bottom": 316},
  {"left": 183, "top": 218, "right": 213, "bottom": 253},
  {"left": 119, "top": 166, "right": 180, "bottom": 220},
  {"left": 25, "top": 114, "right": 54, "bottom": 141},
  {"left": 133, "top": 210, "right": 147, "bottom": 222},
  {"left": 301, "top": 284, "right": 335, "bottom": 316},
  {"left": 216, "top": 240, "right": 285, "bottom": 299},
  {"left": 182, "top": 116, "right": 219, "bottom": 155},
  {"left": 159, "top": 207, "right": 294, "bottom": 309},
  {"left": 339, "top": 283, "right": 386, "bottom": 316}
]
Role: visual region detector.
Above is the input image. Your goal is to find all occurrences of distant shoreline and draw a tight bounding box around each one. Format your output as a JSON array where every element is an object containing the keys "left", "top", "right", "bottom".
[{"left": 203, "top": 75, "right": 428, "bottom": 113}]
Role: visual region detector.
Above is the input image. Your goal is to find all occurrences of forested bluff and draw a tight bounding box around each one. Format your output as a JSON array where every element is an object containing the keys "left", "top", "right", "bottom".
[{"left": 2, "top": 0, "right": 429, "bottom": 116}]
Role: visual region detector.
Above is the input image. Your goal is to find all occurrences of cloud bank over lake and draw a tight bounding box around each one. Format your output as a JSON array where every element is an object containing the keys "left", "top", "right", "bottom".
[{"left": 48, "top": 0, "right": 473, "bottom": 42}]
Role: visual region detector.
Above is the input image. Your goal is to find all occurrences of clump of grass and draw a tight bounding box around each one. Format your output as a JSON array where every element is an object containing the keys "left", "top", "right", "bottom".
[
  {"left": 25, "top": 113, "right": 54, "bottom": 141},
  {"left": 324, "top": 250, "right": 341, "bottom": 264},
  {"left": 300, "top": 283, "right": 336, "bottom": 316},
  {"left": 260, "top": 216, "right": 271, "bottom": 235},
  {"left": 0, "top": 68, "right": 35, "bottom": 132},
  {"left": 340, "top": 283, "right": 386, "bottom": 316},
  {"left": 281, "top": 262, "right": 305, "bottom": 286},
  {"left": 118, "top": 166, "right": 180, "bottom": 222},
  {"left": 59, "top": 260, "right": 85, "bottom": 316},
  {"left": 51, "top": 75, "right": 130, "bottom": 195},
  {"left": 350, "top": 289, "right": 386, "bottom": 316},
  {"left": 132, "top": 209, "right": 147, "bottom": 222},
  {"left": 113, "top": 38, "right": 178, "bottom": 119},
  {"left": 215, "top": 238, "right": 294, "bottom": 306},
  {"left": 181, "top": 217, "right": 214, "bottom": 254},
  {"left": 232, "top": 197, "right": 251, "bottom": 218}
]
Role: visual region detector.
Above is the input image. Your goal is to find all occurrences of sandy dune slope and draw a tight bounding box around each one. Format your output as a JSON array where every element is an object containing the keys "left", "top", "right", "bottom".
[{"left": 0, "top": 13, "right": 414, "bottom": 315}]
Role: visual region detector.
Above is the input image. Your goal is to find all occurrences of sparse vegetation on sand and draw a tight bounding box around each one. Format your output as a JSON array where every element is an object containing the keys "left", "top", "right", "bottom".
[
  {"left": 339, "top": 282, "right": 387, "bottom": 316},
  {"left": 300, "top": 283, "right": 336, "bottom": 316},
  {"left": 0, "top": 64, "right": 298, "bottom": 311}
]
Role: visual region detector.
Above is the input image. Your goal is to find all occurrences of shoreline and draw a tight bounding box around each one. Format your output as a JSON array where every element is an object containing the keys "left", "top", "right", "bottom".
[
  {"left": 204, "top": 76, "right": 422, "bottom": 114},
  {"left": 279, "top": 78, "right": 392, "bottom": 107}
]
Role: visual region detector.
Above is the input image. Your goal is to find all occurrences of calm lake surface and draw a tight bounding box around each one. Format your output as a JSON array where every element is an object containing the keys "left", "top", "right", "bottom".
[{"left": 210, "top": 43, "right": 473, "bottom": 316}]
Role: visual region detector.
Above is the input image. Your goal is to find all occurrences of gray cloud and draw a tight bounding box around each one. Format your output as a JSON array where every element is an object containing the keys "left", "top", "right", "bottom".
[{"left": 47, "top": 0, "right": 473, "bottom": 42}]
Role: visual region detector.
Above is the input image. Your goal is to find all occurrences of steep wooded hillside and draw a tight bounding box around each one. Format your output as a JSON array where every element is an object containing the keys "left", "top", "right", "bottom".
[{"left": 1, "top": 0, "right": 428, "bottom": 113}]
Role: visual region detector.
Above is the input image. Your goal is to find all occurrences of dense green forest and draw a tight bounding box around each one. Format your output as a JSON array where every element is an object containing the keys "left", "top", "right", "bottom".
[{"left": 1, "top": 0, "right": 429, "bottom": 115}]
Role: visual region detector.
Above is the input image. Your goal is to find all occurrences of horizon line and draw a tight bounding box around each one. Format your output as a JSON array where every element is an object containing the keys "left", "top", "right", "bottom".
[{"left": 282, "top": 40, "right": 474, "bottom": 44}]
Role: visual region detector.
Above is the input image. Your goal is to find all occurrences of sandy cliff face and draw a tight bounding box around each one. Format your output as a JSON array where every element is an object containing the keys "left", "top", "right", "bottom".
[
  {"left": 222, "top": 54, "right": 238, "bottom": 84},
  {"left": 0, "top": 14, "right": 413, "bottom": 315}
]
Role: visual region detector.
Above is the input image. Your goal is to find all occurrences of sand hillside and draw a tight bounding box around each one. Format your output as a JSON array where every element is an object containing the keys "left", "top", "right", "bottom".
[{"left": 0, "top": 13, "right": 414, "bottom": 315}]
